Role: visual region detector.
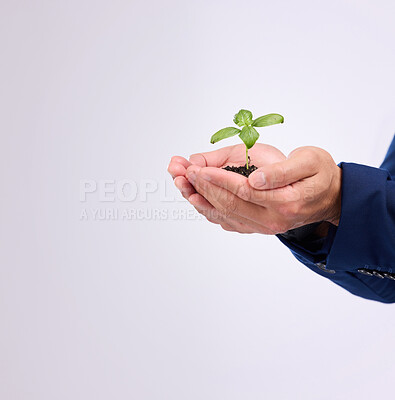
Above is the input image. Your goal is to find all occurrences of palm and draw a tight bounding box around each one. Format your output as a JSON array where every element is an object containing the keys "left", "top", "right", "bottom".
[
  {"left": 191, "top": 143, "right": 286, "bottom": 169},
  {"left": 168, "top": 143, "right": 286, "bottom": 182}
]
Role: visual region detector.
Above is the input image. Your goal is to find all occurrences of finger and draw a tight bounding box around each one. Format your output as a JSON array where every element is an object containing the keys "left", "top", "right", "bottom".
[
  {"left": 170, "top": 155, "right": 191, "bottom": 169},
  {"left": 185, "top": 164, "right": 202, "bottom": 187},
  {"left": 188, "top": 193, "right": 227, "bottom": 226},
  {"left": 188, "top": 193, "right": 220, "bottom": 223},
  {"left": 217, "top": 220, "right": 256, "bottom": 234},
  {"left": 187, "top": 165, "right": 280, "bottom": 233},
  {"left": 174, "top": 176, "right": 196, "bottom": 199},
  {"left": 197, "top": 167, "right": 300, "bottom": 206},
  {"left": 168, "top": 163, "right": 186, "bottom": 179},
  {"left": 189, "top": 145, "right": 236, "bottom": 168},
  {"left": 248, "top": 148, "right": 320, "bottom": 190},
  {"left": 188, "top": 193, "right": 255, "bottom": 233},
  {"left": 167, "top": 156, "right": 192, "bottom": 179},
  {"left": 193, "top": 175, "right": 275, "bottom": 234}
]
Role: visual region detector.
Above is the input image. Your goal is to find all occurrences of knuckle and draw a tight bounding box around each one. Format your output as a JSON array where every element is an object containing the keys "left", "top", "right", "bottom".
[
  {"left": 282, "top": 186, "right": 301, "bottom": 202},
  {"left": 237, "top": 222, "right": 253, "bottom": 234},
  {"left": 276, "top": 191, "right": 302, "bottom": 215},
  {"left": 205, "top": 209, "right": 221, "bottom": 223},
  {"left": 273, "top": 164, "right": 287, "bottom": 187},
  {"left": 235, "top": 183, "right": 250, "bottom": 201},
  {"left": 267, "top": 220, "right": 290, "bottom": 234},
  {"left": 306, "top": 149, "right": 321, "bottom": 165},
  {"left": 277, "top": 202, "right": 300, "bottom": 219},
  {"left": 205, "top": 215, "right": 218, "bottom": 224},
  {"left": 228, "top": 197, "right": 238, "bottom": 213},
  {"left": 220, "top": 223, "right": 234, "bottom": 232},
  {"left": 271, "top": 187, "right": 301, "bottom": 204},
  {"left": 300, "top": 146, "right": 323, "bottom": 167},
  {"left": 222, "top": 197, "right": 238, "bottom": 216},
  {"left": 255, "top": 189, "right": 271, "bottom": 202},
  {"left": 189, "top": 153, "right": 206, "bottom": 167}
]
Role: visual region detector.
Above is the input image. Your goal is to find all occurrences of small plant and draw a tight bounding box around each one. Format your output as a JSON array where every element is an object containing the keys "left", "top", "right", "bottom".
[{"left": 210, "top": 109, "right": 284, "bottom": 169}]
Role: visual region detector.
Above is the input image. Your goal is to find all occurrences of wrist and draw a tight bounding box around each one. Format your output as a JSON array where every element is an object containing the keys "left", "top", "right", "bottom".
[{"left": 325, "top": 166, "right": 342, "bottom": 226}]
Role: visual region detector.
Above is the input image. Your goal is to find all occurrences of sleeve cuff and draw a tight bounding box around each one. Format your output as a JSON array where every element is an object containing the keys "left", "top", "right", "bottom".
[
  {"left": 277, "top": 222, "right": 337, "bottom": 265},
  {"left": 326, "top": 162, "right": 395, "bottom": 271}
]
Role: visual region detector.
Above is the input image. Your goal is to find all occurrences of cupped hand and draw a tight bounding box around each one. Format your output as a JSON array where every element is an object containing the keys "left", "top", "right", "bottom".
[
  {"left": 167, "top": 143, "right": 286, "bottom": 233},
  {"left": 183, "top": 146, "right": 342, "bottom": 234}
]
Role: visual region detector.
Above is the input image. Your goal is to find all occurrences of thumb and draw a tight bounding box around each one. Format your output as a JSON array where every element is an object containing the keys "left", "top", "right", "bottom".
[
  {"left": 189, "top": 147, "right": 233, "bottom": 168},
  {"left": 248, "top": 147, "right": 320, "bottom": 190}
]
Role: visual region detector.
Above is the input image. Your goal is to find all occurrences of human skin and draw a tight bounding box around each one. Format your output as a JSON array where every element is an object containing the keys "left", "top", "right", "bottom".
[{"left": 167, "top": 144, "right": 342, "bottom": 235}]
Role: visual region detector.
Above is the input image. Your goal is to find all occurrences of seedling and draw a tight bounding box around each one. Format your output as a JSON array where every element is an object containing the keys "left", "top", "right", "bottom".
[{"left": 210, "top": 109, "right": 284, "bottom": 169}]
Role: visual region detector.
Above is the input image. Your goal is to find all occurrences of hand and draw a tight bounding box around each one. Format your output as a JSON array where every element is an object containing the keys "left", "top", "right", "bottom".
[
  {"left": 179, "top": 146, "right": 342, "bottom": 234},
  {"left": 168, "top": 143, "right": 287, "bottom": 233}
]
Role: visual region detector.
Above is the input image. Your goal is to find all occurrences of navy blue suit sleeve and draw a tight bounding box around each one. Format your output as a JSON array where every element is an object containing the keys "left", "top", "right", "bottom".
[
  {"left": 380, "top": 135, "right": 395, "bottom": 175},
  {"left": 277, "top": 135, "right": 395, "bottom": 303}
]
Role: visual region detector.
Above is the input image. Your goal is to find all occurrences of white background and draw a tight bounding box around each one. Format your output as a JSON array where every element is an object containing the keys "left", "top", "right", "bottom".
[{"left": 1, "top": 0, "right": 395, "bottom": 399}]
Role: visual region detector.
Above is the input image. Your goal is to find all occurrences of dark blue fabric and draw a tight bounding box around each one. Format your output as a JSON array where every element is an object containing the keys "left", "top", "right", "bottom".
[
  {"left": 380, "top": 135, "right": 395, "bottom": 176},
  {"left": 277, "top": 134, "right": 395, "bottom": 303}
]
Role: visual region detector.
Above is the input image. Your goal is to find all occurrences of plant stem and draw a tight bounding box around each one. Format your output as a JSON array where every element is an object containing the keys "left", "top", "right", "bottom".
[{"left": 245, "top": 146, "right": 249, "bottom": 169}]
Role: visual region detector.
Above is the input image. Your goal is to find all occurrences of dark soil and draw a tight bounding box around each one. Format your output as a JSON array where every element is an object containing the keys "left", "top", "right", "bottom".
[{"left": 223, "top": 164, "right": 257, "bottom": 177}]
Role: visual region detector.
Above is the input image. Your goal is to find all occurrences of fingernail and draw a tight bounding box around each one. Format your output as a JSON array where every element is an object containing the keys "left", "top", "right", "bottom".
[
  {"left": 187, "top": 171, "right": 196, "bottom": 185},
  {"left": 253, "top": 172, "right": 266, "bottom": 188}
]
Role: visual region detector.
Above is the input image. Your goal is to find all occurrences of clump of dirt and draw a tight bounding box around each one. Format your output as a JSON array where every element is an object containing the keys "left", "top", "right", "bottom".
[{"left": 222, "top": 164, "right": 257, "bottom": 177}]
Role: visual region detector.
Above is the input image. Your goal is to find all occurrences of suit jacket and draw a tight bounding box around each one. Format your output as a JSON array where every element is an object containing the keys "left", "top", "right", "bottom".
[{"left": 277, "top": 135, "right": 395, "bottom": 303}]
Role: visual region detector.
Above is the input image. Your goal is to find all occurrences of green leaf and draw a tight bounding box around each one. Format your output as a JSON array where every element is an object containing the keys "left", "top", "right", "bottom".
[
  {"left": 233, "top": 109, "right": 253, "bottom": 127},
  {"left": 252, "top": 113, "right": 284, "bottom": 127},
  {"left": 210, "top": 127, "right": 241, "bottom": 144},
  {"left": 239, "top": 126, "right": 259, "bottom": 149}
]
